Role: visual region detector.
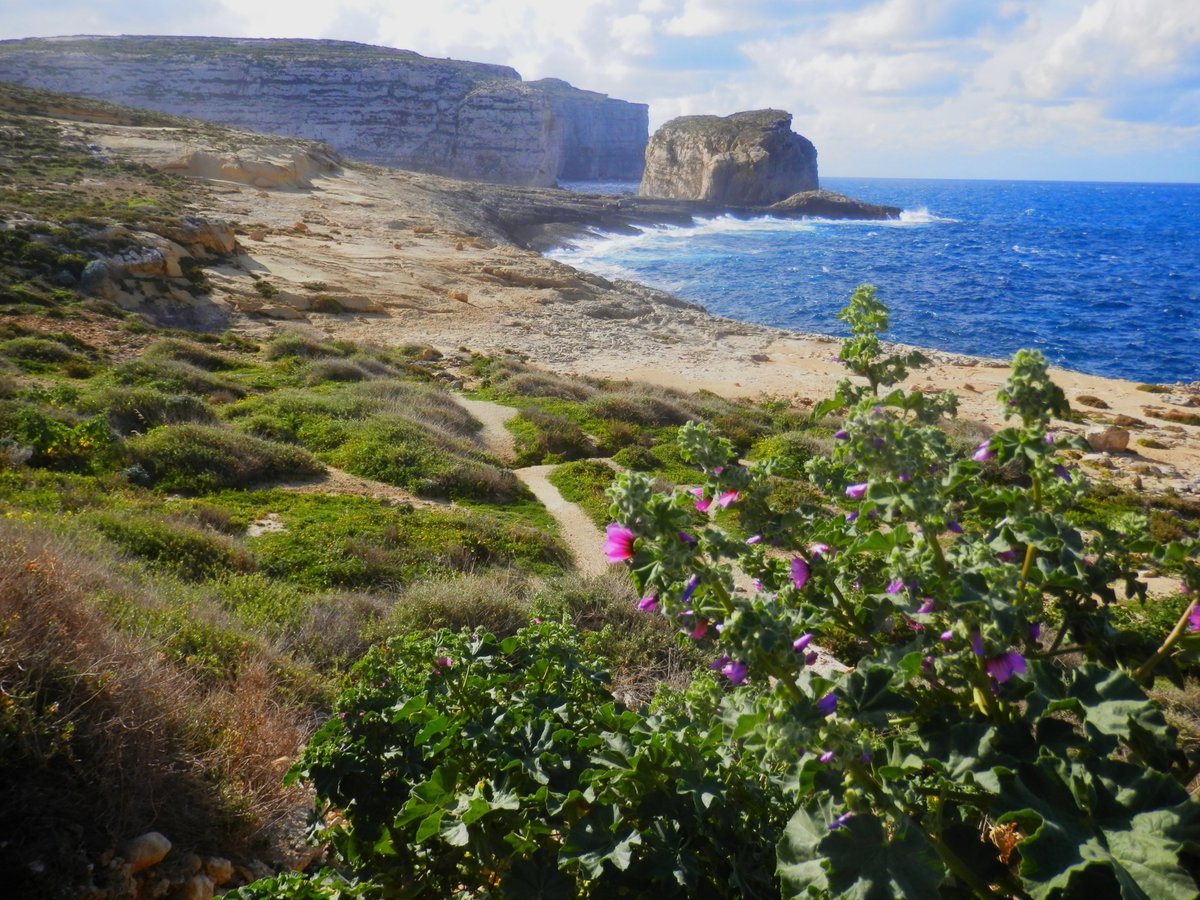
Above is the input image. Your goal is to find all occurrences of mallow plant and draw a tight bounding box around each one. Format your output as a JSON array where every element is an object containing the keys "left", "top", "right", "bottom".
[
  {"left": 606, "top": 285, "right": 1200, "bottom": 897},
  {"left": 267, "top": 286, "right": 1199, "bottom": 899}
]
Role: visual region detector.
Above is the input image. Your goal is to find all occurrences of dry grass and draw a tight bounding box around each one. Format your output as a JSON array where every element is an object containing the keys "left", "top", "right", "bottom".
[{"left": 0, "top": 522, "right": 313, "bottom": 895}]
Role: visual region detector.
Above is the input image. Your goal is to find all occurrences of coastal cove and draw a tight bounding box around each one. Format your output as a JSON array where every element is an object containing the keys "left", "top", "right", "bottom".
[{"left": 550, "top": 177, "right": 1200, "bottom": 385}]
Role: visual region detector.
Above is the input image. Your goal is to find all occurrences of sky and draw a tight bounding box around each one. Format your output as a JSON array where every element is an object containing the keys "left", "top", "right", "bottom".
[{"left": 2, "top": 0, "right": 1198, "bottom": 182}]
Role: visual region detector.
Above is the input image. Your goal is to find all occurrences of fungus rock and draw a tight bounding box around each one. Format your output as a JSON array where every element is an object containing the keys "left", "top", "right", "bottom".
[{"left": 640, "top": 109, "right": 818, "bottom": 206}]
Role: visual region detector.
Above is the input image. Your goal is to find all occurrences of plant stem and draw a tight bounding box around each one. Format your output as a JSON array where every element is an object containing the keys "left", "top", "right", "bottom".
[
  {"left": 1133, "top": 598, "right": 1198, "bottom": 684},
  {"left": 845, "top": 761, "right": 1000, "bottom": 899}
]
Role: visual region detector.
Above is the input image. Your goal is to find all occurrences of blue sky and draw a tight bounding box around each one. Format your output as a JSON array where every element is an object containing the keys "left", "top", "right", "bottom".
[{"left": 2, "top": 0, "right": 1198, "bottom": 182}]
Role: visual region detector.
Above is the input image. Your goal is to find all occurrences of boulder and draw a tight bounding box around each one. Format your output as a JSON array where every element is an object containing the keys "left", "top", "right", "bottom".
[
  {"left": 1086, "top": 426, "right": 1131, "bottom": 453},
  {"left": 156, "top": 216, "right": 237, "bottom": 257},
  {"left": 769, "top": 190, "right": 901, "bottom": 220},
  {"left": 121, "top": 832, "right": 171, "bottom": 875},
  {"left": 640, "top": 109, "right": 818, "bottom": 206}
]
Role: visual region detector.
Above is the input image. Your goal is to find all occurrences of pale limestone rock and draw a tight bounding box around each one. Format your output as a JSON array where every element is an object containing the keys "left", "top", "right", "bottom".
[
  {"left": 204, "top": 857, "right": 234, "bottom": 886},
  {"left": 640, "top": 109, "right": 817, "bottom": 206},
  {"left": 0, "top": 36, "right": 648, "bottom": 186},
  {"left": 1086, "top": 426, "right": 1131, "bottom": 453},
  {"left": 121, "top": 832, "right": 171, "bottom": 874},
  {"left": 178, "top": 873, "right": 215, "bottom": 900}
]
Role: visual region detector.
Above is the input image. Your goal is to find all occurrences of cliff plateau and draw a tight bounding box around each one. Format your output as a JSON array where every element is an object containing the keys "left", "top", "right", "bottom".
[
  {"left": 640, "top": 109, "right": 818, "bottom": 206},
  {"left": 0, "top": 36, "right": 648, "bottom": 187}
]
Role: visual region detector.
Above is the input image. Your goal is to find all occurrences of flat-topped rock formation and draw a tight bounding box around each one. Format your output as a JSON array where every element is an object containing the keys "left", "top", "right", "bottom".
[
  {"left": 0, "top": 35, "right": 648, "bottom": 187},
  {"left": 640, "top": 109, "right": 818, "bottom": 205}
]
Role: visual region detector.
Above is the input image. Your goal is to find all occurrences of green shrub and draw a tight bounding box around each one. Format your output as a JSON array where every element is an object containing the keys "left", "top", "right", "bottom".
[
  {"left": 304, "top": 359, "right": 370, "bottom": 384},
  {"left": 509, "top": 407, "right": 594, "bottom": 466},
  {"left": 331, "top": 418, "right": 522, "bottom": 503},
  {"left": 141, "top": 338, "right": 241, "bottom": 371},
  {"left": 79, "top": 385, "right": 215, "bottom": 434},
  {"left": 292, "top": 624, "right": 786, "bottom": 897},
  {"left": 263, "top": 331, "right": 346, "bottom": 360},
  {"left": 612, "top": 444, "right": 658, "bottom": 471},
  {"left": 749, "top": 429, "right": 829, "bottom": 478},
  {"left": 586, "top": 390, "right": 693, "bottom": 427},
  {"left": 0, "top": 403, "right": 114, "bottom": 471},
  {"left": 93, "top": 513, "right": 255, "bottom": 581},
  {"left": 0, "top": 336, "right": 91, "bottom": 373},
  {"left": 383, "top": 570, "right": 533, "bottom": 637},
  {"left": 496, "top": 370, "right": 598, "bottom": 402},
  {"left": 113, "top": 357, "right": 246, "bottom": 398},
  {"left": 126, "top": 424, "right": 324, "bottom": 492}
]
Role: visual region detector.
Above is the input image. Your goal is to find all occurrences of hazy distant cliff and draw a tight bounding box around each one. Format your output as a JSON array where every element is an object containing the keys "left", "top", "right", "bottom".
[{"left": 0, "top": 36, "right": 648, "bottom": 187}]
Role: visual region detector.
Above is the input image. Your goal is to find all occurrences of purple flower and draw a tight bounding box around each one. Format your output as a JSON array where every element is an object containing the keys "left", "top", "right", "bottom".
[
  {"left": 681, "top": 576, "right": 700, "bottom": 604},
  {"left": 817, "top": 693, "right": 838, "bottom": 716},
  {"left": 805, "top": 650, "right": 819, "bottom": 666},
  {"left": 940, "top": 629, "right": 954, "bottom": 642},
  {"left": 921, "top": 655, "right": 934, "bottom": 674},
  {"left": 716, "top": 491, "right": 739, "bottom": 508},
  {"left": 1054, "top": 465, "right": 1072, "bottom": 482},
  {"left": 898, "top": 472, "right": 911, "bottom": 483},
  {"left": 886, "top": 578, "right": 904, "bottom": 595},
  {"left": 603, "top": 523, "right": 636, "bottom": 561},
  {"left": 917, "top": 598, "right": 935, "bottom": 614},
  {"left": 970, "top": 629, "right": 984, "bottom": 657},
  {"left": 846, "top": 511, "right": 859, "bottom": 524},
  {"left": 638, "top": 595, "right": 658, "bottom": 612},
  {"left": 746, "top": 534, "right": 763, "bottom": 545},
  {"left": 1187, "top": 603, "right": 1200, "bottom": 633},
  {"left": 721, "top": 660, "right": 748, "bottom": 685},
  {"left": 828, "top": 812, "right": 853, "bottom": 831},
  {"left": 752, "top": 578, "right": 764, "bottom": 591},
  {"left": 791, "top": 558, "right": 810, "bottom": 590},
  {"left": 906, "top": 619, "right": 925, "bottom": 632},
  {"left": 834, "top": 429, "right": 849, "bottom": 440},
  {"left": 793, "top": 633, "right": 814, "bottom": 653},
  {"left": 678, "top": 531, "right": 697, "bottom": 545},
  {"left": 985, "top": 651, "right": 1027, "bottom": 684},
  {"left": 972, "top": 440, "right": 992, "bottom": 462},
  {"left": 845, "top": 482, "right": 869, "bottom": 500},
  {"left": 810, "top": 542, "right": 833, "bottom": 558},
  {"left": 819, "top": 751, "right": 835, "bottom": 763},
  {"left": 947, "top": 520, "right": 963, "bottom": 534},
  {"left": 1029, "top": 622, "right": 1042, "bottom": 641},
  {"left": 996, "top": 549, "right": 1018, "bottom": 563},
  {"left": 1045, "top": 432, "right": 1055, "bottom": 444},
  {"left": 713, "top": 466, "right": 725, "bottom": 475}
]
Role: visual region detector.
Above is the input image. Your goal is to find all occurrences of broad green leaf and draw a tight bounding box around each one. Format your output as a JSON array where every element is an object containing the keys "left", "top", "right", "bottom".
[{"left": 413, "top": 810, "right": 443, "bottom": 843}]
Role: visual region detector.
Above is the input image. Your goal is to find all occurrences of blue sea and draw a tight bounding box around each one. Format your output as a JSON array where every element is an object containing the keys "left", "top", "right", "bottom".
[{"left": 551, "top": 178, "right": 1200, "bottom": 384}]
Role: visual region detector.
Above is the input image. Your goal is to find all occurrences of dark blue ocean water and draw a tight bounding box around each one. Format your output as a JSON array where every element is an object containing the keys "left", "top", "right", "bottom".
[{"left": 551, "top": 178, "right": 1200, "bottom": 384}]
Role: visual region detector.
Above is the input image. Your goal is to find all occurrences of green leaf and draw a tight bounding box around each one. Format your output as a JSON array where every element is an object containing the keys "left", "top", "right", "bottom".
[{"left": 413, "top": 810, "right": 443, "bottom": 843}]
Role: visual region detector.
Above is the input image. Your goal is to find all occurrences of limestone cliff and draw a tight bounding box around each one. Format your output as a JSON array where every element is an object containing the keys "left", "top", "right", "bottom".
[
  {"left": 0, "top": 36, "right": 648, "bottom": 187},
  {"left": 640, "top": 109, "right": 817, "bottom": 205}
]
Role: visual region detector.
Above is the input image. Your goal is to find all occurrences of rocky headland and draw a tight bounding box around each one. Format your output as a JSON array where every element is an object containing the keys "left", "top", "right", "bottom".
[
  {"left": 0, "top": 36, "right": 648, "bottom": 187},
  {"left": 640, "top": 109, "right": 819, "bottom": 205}
]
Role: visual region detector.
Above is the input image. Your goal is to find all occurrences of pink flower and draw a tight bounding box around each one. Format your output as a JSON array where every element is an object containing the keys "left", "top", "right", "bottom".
[
  {"left": 886, "top": 579, "right": 904, "bottom": 594},
  {"left": 972, "top": 440, "right": 992, "bottom": 462},
  {"left": 716, "top": 491, "right": 739, "bottom": 508},
  {"left": 690, "top": 619, "right": 709, "bottom": 640},
  {"left": 638, "top": 595, "right": 658, "bottom": 612},
  {"left": 819, "top": 751, "right": 835, "bottom": 763},
  {"left": 810, "top": 542, "right": 833, "bottom": 558},
  {"left": 791, "top": 558, "right": 810, "bottom": 590},
  {"left": 917, "top": 598, "right": 935, "bottom": 614},
  {"left": 433, "top": 657, "right": 452, "bottom": 673},
  {"left": 985, "top": 651, "right": 1027, "bottom": 684},
  {"left": 845, "top": 482, "right": 869, "bottom": 500},
  {"left": 940, "top": 629, "right": 953, "bottom": 642},
  {"left": 603, "top": 523, "right": 636, "bottom": 561},
  {"left": 1187, "top": 603, "right": 1200, "bottom": 633},
  {"left": 690, "top": 487, "right": 711, "bottom": 512}
]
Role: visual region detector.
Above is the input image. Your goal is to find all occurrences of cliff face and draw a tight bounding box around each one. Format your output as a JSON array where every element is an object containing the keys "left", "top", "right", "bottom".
[
  {"left": 640, "top": 109, "right": 818, "bottom": 205},
  {"left": 0, "top": 36, "right": 648, "bottom": 187}
]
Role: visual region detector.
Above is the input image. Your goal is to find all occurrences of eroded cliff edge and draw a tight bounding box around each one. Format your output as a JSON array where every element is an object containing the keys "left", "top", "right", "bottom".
[{"left": 0, "top": 35, "right": 648, "bottom": 187}]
